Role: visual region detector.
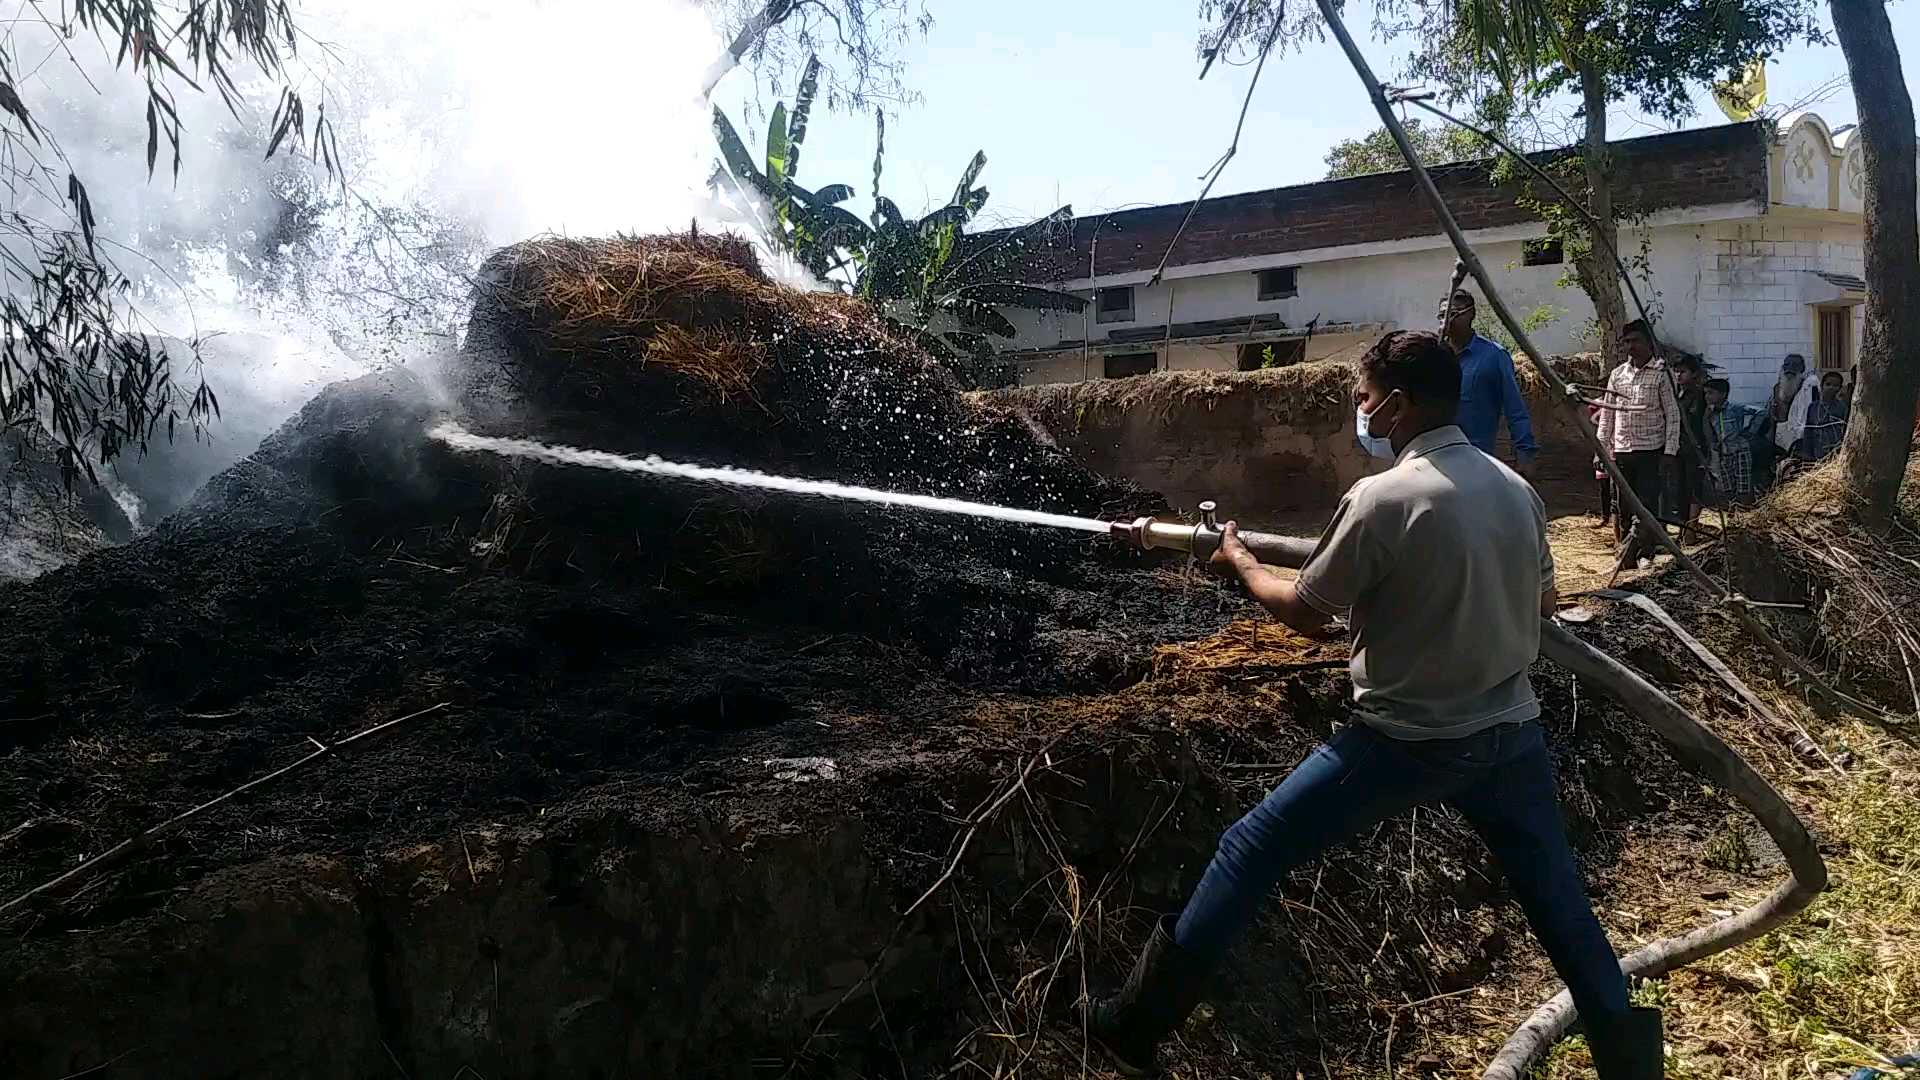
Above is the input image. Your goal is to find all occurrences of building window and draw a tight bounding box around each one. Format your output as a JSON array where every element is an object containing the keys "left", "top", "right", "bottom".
[
  {"left": 1522, "top": 238, "right": 1564, "bottom": 266},
  {"left": 1256, "top": 266, "right": 1299, "bottom": 300},
  {"left": 1237, "top": 339, "right": 1306, "bottom": 371},
  {"left": 1095, "top": 286, "right": 1135, "bottom": 324},
  {"left": 1103, "top": 351, "right": 1157, "bottom": 379},
  {"left": 1818, "top": 306, "right": 1853, "bottom": 371}
]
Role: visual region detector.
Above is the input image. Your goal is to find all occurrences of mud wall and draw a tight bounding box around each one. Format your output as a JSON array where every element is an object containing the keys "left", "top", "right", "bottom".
[{"left": 985, "top": 356, "right": 1601, "bottom": 521}]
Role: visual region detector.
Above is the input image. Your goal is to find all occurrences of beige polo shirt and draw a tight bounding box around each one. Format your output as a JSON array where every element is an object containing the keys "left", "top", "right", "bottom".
[{"left": 1296, "top": 425, "right": 1553, "bottom": 741}]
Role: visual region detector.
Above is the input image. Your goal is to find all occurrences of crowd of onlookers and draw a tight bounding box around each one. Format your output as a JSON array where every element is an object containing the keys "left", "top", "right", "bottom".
[
  {"left": 1440, "top": 296, "right": 1860, "bottom": 568},
  {"left": 1589, "top": 332, "right": 1852, "bottom": 564}
]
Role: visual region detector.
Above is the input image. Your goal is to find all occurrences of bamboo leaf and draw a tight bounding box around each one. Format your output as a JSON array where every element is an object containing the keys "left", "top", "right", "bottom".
[
  {"left": 0, "top": 82, "right": 38, "bottom": 144},
  {"left": 67, "top": 174, "right": 96, "bottom": 257},
  {"left": 146, "top": 96, "right": 159, "bottom": 175}
]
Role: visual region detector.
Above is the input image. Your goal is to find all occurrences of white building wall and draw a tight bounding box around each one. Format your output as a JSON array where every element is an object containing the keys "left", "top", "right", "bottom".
[
  {"left": 1006, "top": 227, "right": 1720, "bottom": 383},
  {"left": 1696, "top": 221, "right": 1865, "bottom": 404}
]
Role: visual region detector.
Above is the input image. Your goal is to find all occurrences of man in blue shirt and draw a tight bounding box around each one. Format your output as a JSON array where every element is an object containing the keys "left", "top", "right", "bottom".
[{"left": 1440, "top": 291, "right": 1538, "bottom": 480}]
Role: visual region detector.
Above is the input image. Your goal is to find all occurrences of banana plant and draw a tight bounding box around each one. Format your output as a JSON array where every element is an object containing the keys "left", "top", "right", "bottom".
[{"left": 711, "top": 79, "right": 1086, "bottom": 387}]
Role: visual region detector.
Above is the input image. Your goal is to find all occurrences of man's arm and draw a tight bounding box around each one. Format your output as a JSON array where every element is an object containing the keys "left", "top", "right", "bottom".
[
  {"left": 1497, "top": 351, "right": 1539, "bottom": 471},
  {"left": 1659, "top": 369, "right": 1682, "bottom": 457},
  {"left": 1534, "top": 488, "right": 1557, "bottom": 618},
  {"left": 1596, "top": 368, "right": 1619, "bottom": 450},
  {"left": 1216, "top": 530, "right": 1336, "bottom": 638}
]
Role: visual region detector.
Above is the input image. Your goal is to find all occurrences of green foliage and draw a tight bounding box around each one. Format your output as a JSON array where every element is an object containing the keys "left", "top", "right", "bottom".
[
  {"left": 1703, "top": 813, "right": 1760, "bottom": 875},
  {"left": 713, "top": 64, "right": 1086, "bottom": 388},
  {"left": 1323, "top": 118, "right": 1491, "bottom": 179},
  {"left": 0, "top": 1, "right": 345, "bottom": 481},
  {"left": 1475, "top": 303, "right": 1564, "bottom": 354}
]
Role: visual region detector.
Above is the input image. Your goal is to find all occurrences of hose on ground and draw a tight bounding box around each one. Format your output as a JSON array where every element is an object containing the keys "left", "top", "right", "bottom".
[{"left": 1481, "top": 624, "right": 1828, "bottom": 1078}]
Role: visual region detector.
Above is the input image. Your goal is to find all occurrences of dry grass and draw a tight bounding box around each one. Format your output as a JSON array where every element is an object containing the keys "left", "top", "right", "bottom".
[
  {"left": 1148, "top": 616, "right": 1342, "bottom": 683},
  {"left": 994, "top": 350, "right": 1607, "bottom": 440},
  {"left": 480, "top": 232, "right": 919, "bottom": 404},
  {"left": 1737, "top": 456, "right": 1920, "bottom": 719},
  {"left": 999, "top": 360, "right": 1359, "bottom": 431}
]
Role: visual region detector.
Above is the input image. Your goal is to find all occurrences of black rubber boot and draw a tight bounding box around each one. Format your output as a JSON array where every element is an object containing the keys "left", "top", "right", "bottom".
[
  {"left": 1586, "top": 1007, "right": 1665, "bottom": 1080},
  {"left": 1084, "top": 915, "right": 1208, "bottom": 1077}
]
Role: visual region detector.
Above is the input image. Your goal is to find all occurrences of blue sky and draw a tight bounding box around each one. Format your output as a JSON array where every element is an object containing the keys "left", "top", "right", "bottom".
[{"left": 719, "top": 0, "right": 1919, "bottom": 224}]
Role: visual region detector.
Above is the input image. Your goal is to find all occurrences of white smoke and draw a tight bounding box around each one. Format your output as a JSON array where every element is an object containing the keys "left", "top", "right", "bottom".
[{"left": 3, "top": 0, "right": 728, "bottom": 527}]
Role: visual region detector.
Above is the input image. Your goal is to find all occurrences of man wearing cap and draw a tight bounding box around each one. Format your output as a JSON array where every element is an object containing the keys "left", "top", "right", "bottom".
[{"left": 1440, "top": 290, "right": 1538, "bottom": 480}]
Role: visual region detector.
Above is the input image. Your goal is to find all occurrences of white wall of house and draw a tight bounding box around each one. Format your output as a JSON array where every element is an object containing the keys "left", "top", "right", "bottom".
[
  {"left": 1698, "top": 220, "right": 1865, "bottom": 402},
  {"left": 1000, "top": 112, "right": 1889, "bottom": 411}
]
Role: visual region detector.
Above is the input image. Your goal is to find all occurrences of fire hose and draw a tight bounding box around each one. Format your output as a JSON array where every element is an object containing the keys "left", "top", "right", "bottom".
[{"left": 1108, "top": 504, "right": 1827, "bottom": 1078}]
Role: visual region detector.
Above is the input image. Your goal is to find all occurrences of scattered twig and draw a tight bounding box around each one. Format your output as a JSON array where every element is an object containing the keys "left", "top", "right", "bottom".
[
  {"left": 1896, "top": 633, "right": 1920, "bottom": 723},
  {"left": 1146, "top": 1, "right": 1285, "bottom": 287},
  {"left": 380, "top": 1039, "right": 412, "bottom": 1079},
  {"left": 783, "top": 732, "right": 1066, "bottom": 1074},
  {"left": 0, "top": 703, "right": 451, "bottom": 921},
  {"left": 55, "top": 1047, "right": 140, "bottom": 1080}
]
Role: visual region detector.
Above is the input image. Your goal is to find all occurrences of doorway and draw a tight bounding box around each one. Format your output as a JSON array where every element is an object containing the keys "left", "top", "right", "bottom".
[{"left": 1816, "top": 306, "right": 1853, "bottom": 373}]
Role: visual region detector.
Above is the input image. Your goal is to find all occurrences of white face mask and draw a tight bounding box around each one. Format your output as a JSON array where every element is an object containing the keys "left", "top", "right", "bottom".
[{"left": 1355, "top": 392, "right": 1401, "bottom": 460}]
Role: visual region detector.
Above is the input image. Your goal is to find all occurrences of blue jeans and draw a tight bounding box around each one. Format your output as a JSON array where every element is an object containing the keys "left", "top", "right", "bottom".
[{"left": 1174, "top": 720, "right": 1631, "bottom": 1023}]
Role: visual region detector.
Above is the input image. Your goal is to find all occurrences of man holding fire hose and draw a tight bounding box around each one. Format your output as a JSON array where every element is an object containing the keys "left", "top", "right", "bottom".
[{"left": 1085, "top": 331, "right": 1663, "bottom": 1079}]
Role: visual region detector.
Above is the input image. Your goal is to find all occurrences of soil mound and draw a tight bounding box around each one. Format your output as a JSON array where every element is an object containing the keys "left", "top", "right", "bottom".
[
  {"left": 0, "top": 232, "right": 1225, "bottom": 926},
  {"left": 0, "top": 236, "right": 1709, "bottom": 1080}
]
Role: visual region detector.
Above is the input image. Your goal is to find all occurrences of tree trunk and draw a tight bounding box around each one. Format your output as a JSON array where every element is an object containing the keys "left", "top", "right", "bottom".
[
  {"left": 700, "top": 0, "right": 800, "bottom": 100},
  {"left": 1573, "top": 58, "right": 1629, "bottom": 366},
  {"left": 1831, "top": 0, "right": 1920, "bottom": 522}
]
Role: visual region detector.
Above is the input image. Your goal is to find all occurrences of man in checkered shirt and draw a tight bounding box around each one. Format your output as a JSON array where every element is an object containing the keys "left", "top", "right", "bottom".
[{"left": 1595, "top": 320, "right": 1680, "bottom": 565}]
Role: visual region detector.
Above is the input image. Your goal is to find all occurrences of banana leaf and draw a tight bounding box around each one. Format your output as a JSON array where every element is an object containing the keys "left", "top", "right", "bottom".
[
  {"left": 873, "top": 195, "right": 907, "bottom": 232},
  {"left": 942, "top": 330, "right": 995, "bottom": 356},
  {"left": 766, "top": 103, "right": 791, "bottom": 224},
  {"left": 713, "top": 106, "right": 770, "bottom": 197},
  {"left": 951, "top": 151, "right": 987, "bottom": 210},
  {"left": 944, "top": 204, "right": 1073, "bottom": 282},
  {"left": 803, "top": 204, "right": 873, "bottom": 247},
  {"left": 950, "top": 299, "right": 1019, "bottom": 338},
  {"left": 787, "top": 55, "right": 821, "bottom": 178},
  {"left": 918, "top": 204, "right": 971, "bottom": 235},
  {"left": 952, "top": 282, "right": 1088, "bottom": 312},
  {"left": 882, "top": 316, "right": 960, "bottom": 359}
]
